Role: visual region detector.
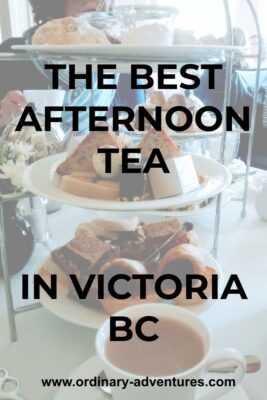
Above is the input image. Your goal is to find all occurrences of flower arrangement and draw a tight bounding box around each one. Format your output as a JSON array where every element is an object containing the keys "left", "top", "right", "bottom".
[{"left": 0, "top": 141, "right": 34, "bottom": 193}]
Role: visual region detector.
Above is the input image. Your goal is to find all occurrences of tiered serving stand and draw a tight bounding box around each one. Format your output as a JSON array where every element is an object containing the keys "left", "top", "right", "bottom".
[{"left": 0, "top": 0, "right": 262, "bottom": 342}]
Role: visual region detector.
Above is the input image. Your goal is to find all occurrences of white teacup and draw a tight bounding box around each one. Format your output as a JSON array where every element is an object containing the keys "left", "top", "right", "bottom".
[
  {"left": 96, "top": 304, "right": 246, "bottom": 400},
  {"left": 23, "top": 90, "right": 65, "bottom": 116}
]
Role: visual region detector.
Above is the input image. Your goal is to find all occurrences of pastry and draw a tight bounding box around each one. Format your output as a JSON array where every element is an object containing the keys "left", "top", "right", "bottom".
[
  {"left": 134, "top": 91, "right": 169, "bottom": 131},
  {"left": 173, "top": 230, "right": 200, "bottom": 248},
  {"left": 165, "top": 93, "right": 187, "bottom": 109},
  {"left": 99, "top": 258, "right": 158, "bottom": 314},
  {"left": 150, "top": 91, "right": 167, "bottom": 107},
  {"left": 136, "top": 91, "right": 206, "bottom": 133},
  {"left": 112, "top": 225, "right": 149, "bottom": 261},
  {"left": 56, "top": 129, "right": 121, "bottom": 175},
  {"left": 75, "top": 223, "right": 97, "bottom": 240},
  {"left": 70, "top": 171, "right": 98, "bottom": 180},
  {"left": 59, "top": 175, "right": 120, "bottom": 200},
  {"left": 134, "top": 103, "right": 158, "bottom": 131},
  {"left": 32, "top": 17, "right": 110, "bottom": 45},
  {"left": 38, "top": 258, "right": 71, "bottom": 297},
  {"left": 121, "top": 23, "right": 174, "bottom": 46},
  {"left": 157, "top": 243, "right": 207, "bottom": 278},
  {"left": 177, "top": 266, "right": 216, "bottom": 305},
  {"left": 69, "top": 278, "right": 102, "bottom": 311},
  {"left": 156, "top": 243, "right": 216, "bottom": 305},
  {"left": 75, "top": 221, "right": 117, "bottom": 241},
  {"left": 51, "top": 235, "right": 117, "bottom": 275},
  {"left": 92, "top": 146, "right": 121, "bottom": 179},
  {"left": 142, "top": 220, "right": 199, "bottom": 254},
  {"left": 117, "top": 219, "right": 182, "bottom": 261},
  {"left": 165, "top": 93, "right": 190, "bottom": 129},
  {"left": 143, "top": 219, "right": 181, "bottom": 245},
  {"left": 100, "top": 257, "right": 147, "bottom": 276},
  {"left": 119, "top": 241, "right": 149, "bottom": 261},
  {"left": 137, "top": 128, "right": 181, "bottom": 160},
  {"left": 185, "top": 92, "right": 205, "bottom": 133},
  {"left": 39, "top": 218, "right": 214, "bottom": 313}
]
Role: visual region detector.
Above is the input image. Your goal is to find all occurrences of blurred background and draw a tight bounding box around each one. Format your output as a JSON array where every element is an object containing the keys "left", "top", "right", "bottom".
[{"left": 0, "top": 0, "right": 266, "bottom": 43}]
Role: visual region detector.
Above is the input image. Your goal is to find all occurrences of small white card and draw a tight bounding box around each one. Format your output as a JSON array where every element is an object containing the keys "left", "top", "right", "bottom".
[{"left": 149, "top": 155, "right": 200, "bottom": 199}]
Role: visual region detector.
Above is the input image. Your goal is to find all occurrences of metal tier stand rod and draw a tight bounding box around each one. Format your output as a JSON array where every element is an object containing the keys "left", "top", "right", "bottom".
[
  {"left": 0, "top": 192, "right": 42, "bottom": 342},
  {"left": 212, "top": 0, "right": 233, "bottom": 257},
  {"left": 212, "top": 0, "right": 262, "bottom": 257},
  {"left": 241, "top": 0, "right": 262, "bottom": 218}
]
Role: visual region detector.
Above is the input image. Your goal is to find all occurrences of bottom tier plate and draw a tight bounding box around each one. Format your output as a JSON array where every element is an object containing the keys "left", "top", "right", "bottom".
[{"left": 38, "top": 250, "right": 223, "bottom": 329}]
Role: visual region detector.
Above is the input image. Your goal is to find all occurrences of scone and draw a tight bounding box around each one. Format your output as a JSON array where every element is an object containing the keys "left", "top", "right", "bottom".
[
  {"left": 156, "top": 244, "right": 217, "bottom": 305},
  {"left": 38, "top": 258, "right": 71, "bottom": 298},
  {"left": 32, "top": 17, "right": 110, "bottom": 45},
  {"left": 99, "top": 258, "right": 158, "bottom": 314}
]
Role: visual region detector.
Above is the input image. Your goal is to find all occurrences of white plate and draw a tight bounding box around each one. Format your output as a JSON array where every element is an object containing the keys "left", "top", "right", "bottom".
[
  {"left": 55, "top": 355, "right": 249, "bottom": 400},
  {"left": 37, "top": 250, "right": 224, "bottom": 329},
  {"left": 23, "top": 154, "right": 232, "bottom": 211},
  {"left": 12, "top": 44, "right": 243, "bottom": 63},
  {"left": 140, "top": 190, "right": 232, "bottom": 218}
]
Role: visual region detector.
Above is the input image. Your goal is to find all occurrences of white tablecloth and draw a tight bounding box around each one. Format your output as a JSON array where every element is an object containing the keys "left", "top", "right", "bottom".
[{"left": 0, "top": 183, "right": 266, "bottom": 400}]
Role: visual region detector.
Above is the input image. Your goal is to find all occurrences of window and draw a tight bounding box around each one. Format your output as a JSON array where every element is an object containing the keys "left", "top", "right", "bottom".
[
  {"left": 0, "top": 0, "right": 33, "bottom": 42},
  {"left": 175, "top": 0, "right": 229, "bottom": 38},
  {"left": 0, "top": 0, "right": 263, "bottom": 44},
  {"left": 7, "top": 0, "right": 33, "bottom": 36},
  {"left": 116, "top": 0, "right": 236, "bottom": 38},
  {"left": 0, "top": 0, "right": 12, "bottom": 42}
]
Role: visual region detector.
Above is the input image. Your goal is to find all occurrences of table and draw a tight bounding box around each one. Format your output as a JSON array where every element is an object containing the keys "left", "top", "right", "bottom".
[{"left": 0, "top": 182, "right": 266, "bottom": 400}]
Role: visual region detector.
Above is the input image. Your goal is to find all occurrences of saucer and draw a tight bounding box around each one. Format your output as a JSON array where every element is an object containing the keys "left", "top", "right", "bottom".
[{"left": 55, "top": 356, "right": 249, "bottom": 400}]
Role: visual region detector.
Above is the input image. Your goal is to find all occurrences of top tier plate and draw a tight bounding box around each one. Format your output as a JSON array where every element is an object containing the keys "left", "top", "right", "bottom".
[{"left": 12, "top": 44, "right": 244, "bottom": 63}]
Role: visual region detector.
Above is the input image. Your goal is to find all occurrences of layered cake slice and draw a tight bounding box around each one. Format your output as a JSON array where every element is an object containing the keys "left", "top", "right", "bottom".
[
  {"left": 51, "top": 235, "right": 119, "bottom": 276},
  {"left": 142, "top": 219, "right": 182, "bottom": 246},
  {"left": 142, "top": 219, "right": 199, "bottom": 255},
  {"left": 57, "top": 128, "right": 121, "bottom": 175},
  {"left": 137, "top": 128, "right": 181, "bottom": 160}
]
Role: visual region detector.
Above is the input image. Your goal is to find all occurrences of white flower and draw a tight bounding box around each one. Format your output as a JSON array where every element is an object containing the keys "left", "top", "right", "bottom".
[
  {"left": 0, "top": 141, "right": 33, "bottom": 164},
  {"left": 13, "top": 141, "right": 33, "bottom": 161},
  {"left": 0, "top": 160, "right": 27, "bottom": 188},
  {"left": 17, "top": 154, "right": 27, "bottom": 163}
]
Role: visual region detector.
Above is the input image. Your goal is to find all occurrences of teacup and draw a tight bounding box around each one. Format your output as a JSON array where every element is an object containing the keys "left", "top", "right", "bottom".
[{"left": 96, "top": 304, "right": 246, "bottom": 400}]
